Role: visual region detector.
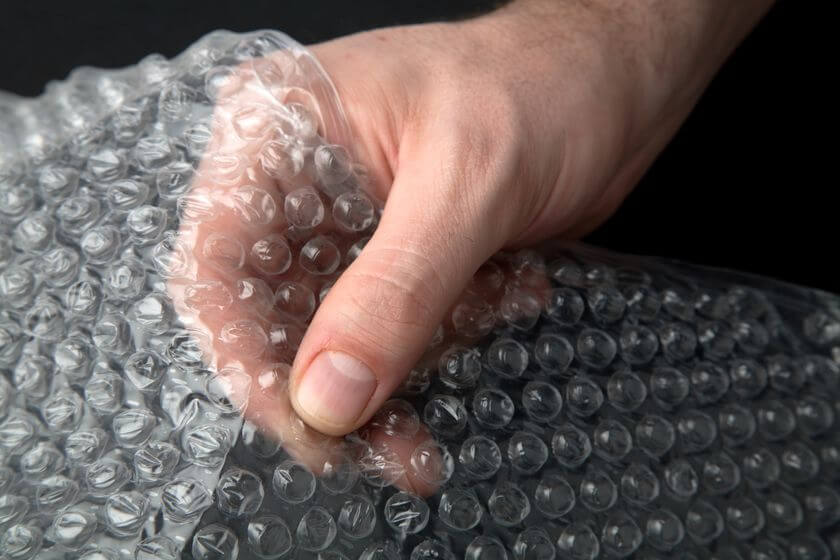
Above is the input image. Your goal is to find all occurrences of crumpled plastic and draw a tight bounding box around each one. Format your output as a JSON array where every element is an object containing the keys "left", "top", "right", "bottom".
[{"left": 1, "top": 29, "right": 839, "bottom": 560}]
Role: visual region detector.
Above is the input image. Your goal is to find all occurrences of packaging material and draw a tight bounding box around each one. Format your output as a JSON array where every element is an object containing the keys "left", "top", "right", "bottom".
[{"left": 1, "top": 30, "right": 839, "bottom": 560}]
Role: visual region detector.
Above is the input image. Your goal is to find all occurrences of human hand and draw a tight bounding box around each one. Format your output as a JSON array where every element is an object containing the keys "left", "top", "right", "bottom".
[
  {"left": 291, "top": 0, "right": 772, "bottom": 434},
  {"left": 172, "top": 0, "right": 771, "bottom": 492}
]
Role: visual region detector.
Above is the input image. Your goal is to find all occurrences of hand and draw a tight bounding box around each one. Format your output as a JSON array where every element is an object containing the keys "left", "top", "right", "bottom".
[
  {"left": 171, "top": 0, "right": 771, "bottom": 492},
  {"left": 291, "top": 0, "right": 772, "bottom": 434}
]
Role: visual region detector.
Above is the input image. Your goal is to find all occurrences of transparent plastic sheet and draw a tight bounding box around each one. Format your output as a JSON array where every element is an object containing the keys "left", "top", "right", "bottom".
[{"left": 1, "top": 30, "right": 840, "bottom": 560}]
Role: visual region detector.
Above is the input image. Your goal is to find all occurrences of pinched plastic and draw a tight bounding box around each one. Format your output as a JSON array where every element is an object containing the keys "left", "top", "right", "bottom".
[{"left": 2, "top": 30, "right": 840, "bottom": 560}]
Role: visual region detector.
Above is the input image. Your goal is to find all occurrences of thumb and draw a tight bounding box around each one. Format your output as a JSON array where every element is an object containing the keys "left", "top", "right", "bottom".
[{"left": 289, "top": 140, "right": 507, "bottom": 436}]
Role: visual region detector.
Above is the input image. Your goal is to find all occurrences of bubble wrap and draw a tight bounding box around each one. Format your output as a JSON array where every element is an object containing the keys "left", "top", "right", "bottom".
[{"left": 2, "top": 30, "right": 840, "bottom": 560}]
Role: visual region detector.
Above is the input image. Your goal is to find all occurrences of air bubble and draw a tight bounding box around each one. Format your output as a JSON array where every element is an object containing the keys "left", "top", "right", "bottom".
[
  {"left": 300, "top": 235, "right": 341, "bottom": 275},
  {"left": 385, "top": 491, "right": 430, "bottom": 534},
  {"left": 438, "top": 488, "right": 482, "bottom": 531}
]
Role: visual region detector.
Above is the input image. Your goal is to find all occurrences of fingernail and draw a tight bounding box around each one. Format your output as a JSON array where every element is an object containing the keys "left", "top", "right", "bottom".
[{"left": 295, "top": 351, "right": 377, "bottom": 428}]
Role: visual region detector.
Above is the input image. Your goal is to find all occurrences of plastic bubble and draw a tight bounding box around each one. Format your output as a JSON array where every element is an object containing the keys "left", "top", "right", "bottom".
[
  {"left": 338, "top": 494, "right": 378, "bottom": 539},
  {"left": 192, "top": 523, "right": 239, "bottom": 560},
  {"left": 438, "top": 488, "right": 483, "bottom": 531},
  {"left": 272, "top": 460, "right": 316, "bottom": 504},
  {"left": 216, "top": 467, "right": 265, "bottom": 517},
  {"left": 247, "top": 515, "right": 293, "bottom": 559},
  {"left": 162, "top": 479, "right": 213, "bottom": 523},
  {"left": 296, "top": 506, "right": 337, "bottom": 552},
  {"left": 300, "top": 235, "right": 341, "bottom": 275},
  {"left": 385, "top": 491, "right": 430, "bottom": 534}
]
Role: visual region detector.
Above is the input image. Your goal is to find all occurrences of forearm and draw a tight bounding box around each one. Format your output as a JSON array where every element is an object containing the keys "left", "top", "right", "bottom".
[
  {"left": 475, "top": 0, "right": 774, "bottom": 146},
  {"left": 591, "top": 0, "right": 775, "bottom": 122},
  {"left": 495, "top": 0, "right": 773, "bottom": 84}
]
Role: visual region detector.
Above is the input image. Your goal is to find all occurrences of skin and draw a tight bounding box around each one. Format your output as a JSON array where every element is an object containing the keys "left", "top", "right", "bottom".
[{"left": 176, "top": 0, "right": 773, "bottom": 492}]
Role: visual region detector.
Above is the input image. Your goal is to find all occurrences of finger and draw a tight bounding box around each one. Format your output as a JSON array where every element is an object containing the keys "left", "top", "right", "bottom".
[
  {"left": 223, "top": 361, "right": 447, "bottom": 497},
  {"left": 240, "top": 361, "right": 340, "bottom": 471},
  {"left": 288, "top": 130, "right": 512, "bottom": 436}
]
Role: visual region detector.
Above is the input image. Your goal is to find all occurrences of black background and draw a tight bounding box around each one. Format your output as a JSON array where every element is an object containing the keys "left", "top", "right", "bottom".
[{"left": 1, "top": 1, "right": 833, "bottom": 292}]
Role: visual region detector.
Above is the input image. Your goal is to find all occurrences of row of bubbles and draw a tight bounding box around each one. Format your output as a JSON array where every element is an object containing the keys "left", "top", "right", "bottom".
[{"left": 3, "top": 27, "right": 840, "bottom": 560}]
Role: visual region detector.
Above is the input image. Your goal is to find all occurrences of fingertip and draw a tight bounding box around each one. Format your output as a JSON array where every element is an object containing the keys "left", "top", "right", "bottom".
[{"left": 291, "top": 350, "right": 378, "bottom": 436}]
